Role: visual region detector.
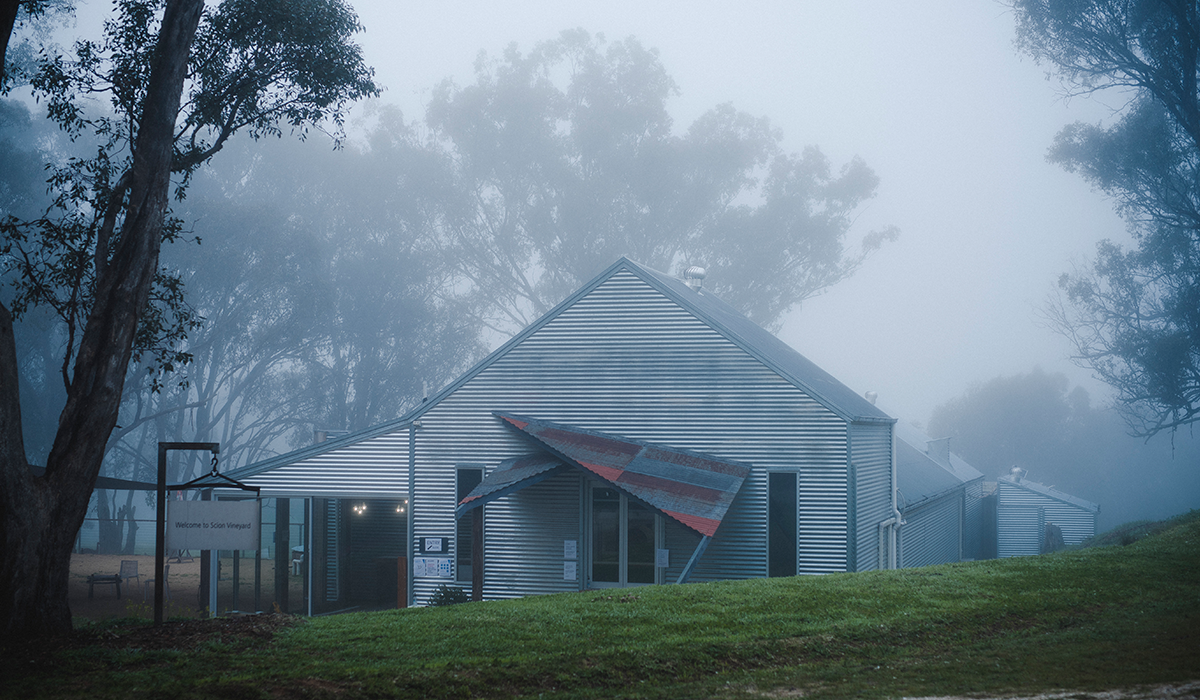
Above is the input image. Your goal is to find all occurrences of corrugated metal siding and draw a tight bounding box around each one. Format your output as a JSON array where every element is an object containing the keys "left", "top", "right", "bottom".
[
  {"left": 245, "top": 433, "right": 410, "bottom": 498},
  {"left": 899, "top": 490, "right": 962, "bottom": 568},
  {"left": 997, "top": 504, "right": 1043, "bottom": 558},
  {"left": 482, "top": 470, "right": 584, "bottom": 599},
  {"left": 410, "top": 271, "right": 852, "bottom": 600},
  {"left": 324, "top": 499, "right": 341, "bottom": 601},
  {"left": 997, "top": 480, "right": 1096, "bottom": 557},
  {"left": 851, "top": 424, "right": 892, "bottom": 572},
  {"left": 961, "top": 478, "right": 985, "bottom": 560}
]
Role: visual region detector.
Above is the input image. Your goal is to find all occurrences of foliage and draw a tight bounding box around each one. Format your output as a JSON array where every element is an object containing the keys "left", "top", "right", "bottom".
[
  {"left": 0, "top": 0, "right": 72, "bottom": 90},
  {"left": 100, "top": 124, "right": 480, "bottom": 484},
  {"left": 927, "top": 368, "right": 1200, "bottom": 528},
  {"left": 427, "top": 584, "right": 470, "bottom": 607},
  {"left": 1081, "top": 508, "right": 1199, "bottom": 547},
  {"left": 1011, "top": 0, "right": 1200, "bottom": 436},
  {"left": 5, "top": 514, "right": 1199, "bottom": 699},
  {"left": 0, "top": 0, "right": 376, "bottom": 639},
  {"left": 428, "top": 29, "right": 897, "bottom": 333},
  {"left": 2, "top": 0, "right": 377, "bottom": 390}
]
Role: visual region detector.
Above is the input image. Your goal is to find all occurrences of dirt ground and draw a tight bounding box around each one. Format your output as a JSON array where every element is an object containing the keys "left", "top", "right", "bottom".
[
  {"left": 901, "top": 683, "right": 1200, "bottom": 699},
  {"left": 69, "top": 552, "right": 204, "bottom": 621}
]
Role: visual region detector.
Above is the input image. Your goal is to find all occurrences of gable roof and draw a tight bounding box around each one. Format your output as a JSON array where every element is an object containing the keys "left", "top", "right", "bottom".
[
  {"left": 999, "top": 475, "right": 1100, "bottom": 513},
  {"left": 229, "top": 257, "right": 890, "bottom": 483},
  {"left": 893, "top": 422, "right": 985, "bottom": 510},
  {"left": 896, "top": 440, "right": 965, "bottom": 509},
  {"left": 625, "top": 259, "right": 892, "bottom": 423}
]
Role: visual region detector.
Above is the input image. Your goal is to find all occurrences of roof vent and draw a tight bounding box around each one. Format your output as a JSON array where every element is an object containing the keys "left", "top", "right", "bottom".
[
  {"left": 683, "top": 265, "right": 706, "bottom": 291},
  {"left": 864, "top": 391, "right": 878, "bottom": 405}
]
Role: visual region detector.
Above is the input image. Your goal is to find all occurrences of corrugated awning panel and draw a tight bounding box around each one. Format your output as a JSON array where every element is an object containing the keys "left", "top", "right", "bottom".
[
  {"left": 456, "top": 453, "right": 565, "bottom": 518},
  {"left": 496, "top": 413, "right": 750, "bottom": 537}
]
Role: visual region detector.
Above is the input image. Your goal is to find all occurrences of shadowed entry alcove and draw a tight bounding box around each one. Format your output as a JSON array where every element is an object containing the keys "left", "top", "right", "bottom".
[{"left": 211, "top": 497, "right": 407, "bottom": 616}]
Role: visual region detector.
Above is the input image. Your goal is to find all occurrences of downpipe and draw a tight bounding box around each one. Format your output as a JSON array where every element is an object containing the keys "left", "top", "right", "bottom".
[{"left": 878, "top": 425, "right": 905, "bottom": 570}]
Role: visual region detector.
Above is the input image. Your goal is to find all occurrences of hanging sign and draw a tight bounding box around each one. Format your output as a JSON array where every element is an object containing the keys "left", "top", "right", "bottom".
[{"left": 167, "top": 500, "right": 260, "bottom": 551}]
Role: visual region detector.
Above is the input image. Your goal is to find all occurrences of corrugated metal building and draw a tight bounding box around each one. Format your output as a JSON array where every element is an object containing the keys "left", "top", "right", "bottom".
[
  {"left": 893, "top": 424, "right": 985, "bottom": 568},
  {"left": 996, "top": 473, "right": 1098, "bottom": 557},
  {"left": 224, "top": 258, "right": 906, "bottom": 610}
]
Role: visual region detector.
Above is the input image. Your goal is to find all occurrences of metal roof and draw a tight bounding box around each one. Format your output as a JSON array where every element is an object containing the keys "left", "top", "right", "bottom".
[
  {"left": 998, "top": 475, "right": 1100, "bottom": 512},
  {"left": 495, "top": 413, "right": 751, "bottom": 537},
  {"left": 896, "top": 439, "right": 966, "bottom": 510},
  {"left": 401, "top": 257, "right": 893, "bottom": 428},
  {"left": 894, "top": 422, "right": 985, "bottom": 484},
  {"left": 456, "top": 453, "right": 566, "bottom": 518},
  {"left": 626, "top": 260, "right": 892, "bottom": 424},
  {"left": 229, "top": 256, "right": 890, "bottom": 485},
  {"left": 893, "top": 422, "right": 985, "bottom": 510}
]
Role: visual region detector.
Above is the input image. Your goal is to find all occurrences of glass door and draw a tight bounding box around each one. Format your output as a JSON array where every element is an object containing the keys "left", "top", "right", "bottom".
[{"left": 589, "top": 486, "right": 659, "bottom": 587}]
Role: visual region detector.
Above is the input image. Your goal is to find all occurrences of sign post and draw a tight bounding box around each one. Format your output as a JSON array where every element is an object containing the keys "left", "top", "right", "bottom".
[{"left": 156, "top": 443, "right": 219, "bottom": 624}]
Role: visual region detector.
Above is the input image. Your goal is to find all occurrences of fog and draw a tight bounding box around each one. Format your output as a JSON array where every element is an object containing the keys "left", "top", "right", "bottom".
[
  {"left": 55, "top": 0, "right": 1128, "bottom": 422},
  {"left": 343, "top": 0, "right": 1200, "bottom": 525},
  {"left": 348, "top": 0, "right": 1129, "bottom": 422},
  {"left": 19, "top": 0, "right": 1196, "bottom": 528}
]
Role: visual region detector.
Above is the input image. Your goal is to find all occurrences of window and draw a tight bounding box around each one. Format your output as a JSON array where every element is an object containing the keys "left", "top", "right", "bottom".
[
  {"left": 768, "top": 472, "right": 797, "bottom": 577},
  {"left": 589, "top": 486, "right": 658, "bottom": 587},
  {"left": 456, "top": 467, "right": 483, "bottom": 583}
]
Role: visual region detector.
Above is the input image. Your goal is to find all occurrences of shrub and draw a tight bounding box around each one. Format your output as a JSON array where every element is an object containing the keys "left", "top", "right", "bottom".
[{"left": 428, "top": 585, "right": 470, "bottom": 607}]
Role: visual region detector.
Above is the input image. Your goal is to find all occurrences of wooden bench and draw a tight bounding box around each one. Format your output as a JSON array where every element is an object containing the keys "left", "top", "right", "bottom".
[{"left": 86, "top": 574, "right": 122, "bottom": 599}]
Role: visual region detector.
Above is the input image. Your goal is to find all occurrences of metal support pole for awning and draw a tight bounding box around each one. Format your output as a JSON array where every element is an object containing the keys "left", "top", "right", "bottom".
[{"left": 675, "top": 535, "right": 710, "bottom": 585}]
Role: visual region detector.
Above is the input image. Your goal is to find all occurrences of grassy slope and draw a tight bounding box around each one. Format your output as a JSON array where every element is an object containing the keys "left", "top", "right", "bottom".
[{"left": 6, "top": 512, "right": 1199, "bottom": 700}]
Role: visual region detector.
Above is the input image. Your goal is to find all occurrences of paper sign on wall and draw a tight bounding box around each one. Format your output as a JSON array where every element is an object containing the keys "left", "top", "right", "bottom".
[
  {"left": 414, "top": 557, "right": 453, "bottom": 578},
  {"left": 166, "top": 500, "right": 260, "bottom": 551},
  {"left": 563, "top": 540, "right": 577, "bottom": 560},
  {"left": 656, "top": 548, "right": 670, "bottom": 568},
  {"left": 564, "top": 560, "right": 577, "bottom": 580}
]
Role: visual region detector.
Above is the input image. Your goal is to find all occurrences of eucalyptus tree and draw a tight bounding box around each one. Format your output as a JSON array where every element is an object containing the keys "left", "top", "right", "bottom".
[
  {"left": 1012, "top": 0, "right": 1200, "bottom": 436},
  {"left": 1, "top": 0, "right": 73, "bottom": 89},
  {"left": 104, "top": 120, "right": 480, "bottom": 497},
  {"left": 928, "top": 368, "right": 1200, "bottom": 528},
  {"left": 0, "top": 0, "right": 376, "bottom": 637},
  {"left": 427, "top": 29, "right": 897, "bottom": 334}
]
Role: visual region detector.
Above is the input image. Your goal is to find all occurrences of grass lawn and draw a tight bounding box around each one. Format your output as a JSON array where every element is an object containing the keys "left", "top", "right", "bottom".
[{"left": 4, "top": 511, "right": 1198, "bottom": 699}]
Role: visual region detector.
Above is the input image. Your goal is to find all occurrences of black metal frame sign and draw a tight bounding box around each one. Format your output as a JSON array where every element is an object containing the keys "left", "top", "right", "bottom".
[{"left": 154, "top": 442, "right": 259, "bottom": 625}]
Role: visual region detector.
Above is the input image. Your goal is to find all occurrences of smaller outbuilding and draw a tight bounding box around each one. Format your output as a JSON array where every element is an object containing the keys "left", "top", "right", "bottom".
[
  {"left": 893, "top": 424, "right": 986, "bottom": 567},
  {"left": 996, "top": 470, "right": 1099, "bottom": 557}
]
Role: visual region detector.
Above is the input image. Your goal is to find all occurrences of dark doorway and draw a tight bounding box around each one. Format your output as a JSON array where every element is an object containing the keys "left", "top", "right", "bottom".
[{"left": 768, "top": 472, "right": 797, "bottom": 577}]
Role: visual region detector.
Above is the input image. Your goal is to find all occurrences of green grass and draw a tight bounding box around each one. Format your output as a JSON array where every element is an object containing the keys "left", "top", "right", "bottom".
[{"left": 6, "top": 511, "right": 1199, "bottom": 699}]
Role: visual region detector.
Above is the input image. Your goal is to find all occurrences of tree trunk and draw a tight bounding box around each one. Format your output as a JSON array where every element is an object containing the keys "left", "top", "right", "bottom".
[
  {"left": 121, "top": 504, "right": 138, "bottom": 552},
  {"left": 0, "top": 0, "right": 205, "bottom": 638},
  {"left": 0, "top": 0, "right": 21, "bottom": 85},
  {"left": 122, "top": 500, "right": 138, "bottom": 556},
  {"left": 0, "top": 301, "right": 67, "bottom": 633},
  {"left": 96, "top": 488, "right": 119, "bottom": 554}
]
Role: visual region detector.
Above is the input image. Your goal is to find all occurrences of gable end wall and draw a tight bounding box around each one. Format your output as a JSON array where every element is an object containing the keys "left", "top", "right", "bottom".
[{"left": 410, "top": 272, "right": 853, "bottom": 602}]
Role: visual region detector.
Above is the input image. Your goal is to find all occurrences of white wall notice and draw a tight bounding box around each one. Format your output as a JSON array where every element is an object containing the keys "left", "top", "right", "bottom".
[{"left": 414, "top": 557, "right": 453, "bottom": 578}]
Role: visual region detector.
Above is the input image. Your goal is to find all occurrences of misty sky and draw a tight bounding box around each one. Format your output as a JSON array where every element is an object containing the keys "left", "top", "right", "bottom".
[
  {"left": 341, "top": 0, "right": 1130, "bottom": 425},
  {"left": 54, "top": 0, "right": 1132, "bottom": 424}
]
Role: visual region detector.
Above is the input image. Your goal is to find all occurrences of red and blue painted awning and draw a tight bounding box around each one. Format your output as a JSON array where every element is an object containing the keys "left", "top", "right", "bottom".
[
  {"left": 456, "top": 453, "right": 566, "bottom": 519},
  {"left": 494, "top": 413, "right": 751, "bottom": 537}
]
